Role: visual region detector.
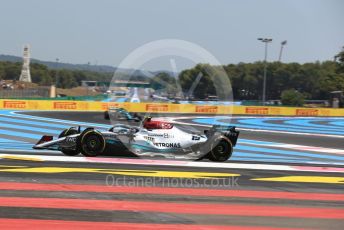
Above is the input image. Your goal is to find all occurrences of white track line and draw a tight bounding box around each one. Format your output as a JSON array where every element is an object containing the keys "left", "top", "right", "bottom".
[{"left": 0, "top": 154, "right": 343, "bottom": 173}]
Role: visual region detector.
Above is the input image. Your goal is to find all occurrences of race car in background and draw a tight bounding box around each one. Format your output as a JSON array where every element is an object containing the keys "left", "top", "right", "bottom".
[
  {"left": 33, "top": 117, "right": 239, "bottom": 162},
  {"left": 104, "top": 107, "right": 142, "bottom": 122}
]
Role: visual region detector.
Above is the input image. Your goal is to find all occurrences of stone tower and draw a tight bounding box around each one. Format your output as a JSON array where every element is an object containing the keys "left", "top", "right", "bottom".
[{"left": 19, "top": 44, "right": 32, "bottom": 82}]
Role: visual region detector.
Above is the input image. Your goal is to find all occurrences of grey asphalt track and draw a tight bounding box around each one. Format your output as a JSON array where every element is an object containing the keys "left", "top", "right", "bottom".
[
  {"left": 0, "top": 111, "right": 343, "bottom": 229},
  {"left": 0, "top": 159, "right": 343, "bottom": 229}
]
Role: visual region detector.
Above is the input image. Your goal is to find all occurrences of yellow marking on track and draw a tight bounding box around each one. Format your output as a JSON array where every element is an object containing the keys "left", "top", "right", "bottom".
[
  {"left": 252, "top": 176, "right": 344, "bottom": 184},
  {"left": 0, "top": 155, "right": 43, "bottom": 162},
  {"left": 0, "top": 166, "right": 240, "bottom": 179}
]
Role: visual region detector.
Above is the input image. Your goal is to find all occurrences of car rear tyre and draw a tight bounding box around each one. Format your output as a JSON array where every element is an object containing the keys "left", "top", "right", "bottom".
[
  {"left": 79, "top": 130, "right": 106, "bottom": 157},
  {"left": 58, "top": 128, "right": 80, "bottom": 156},
  {"left": 208, "top": 136, "right": 233, "bottom": 162}
]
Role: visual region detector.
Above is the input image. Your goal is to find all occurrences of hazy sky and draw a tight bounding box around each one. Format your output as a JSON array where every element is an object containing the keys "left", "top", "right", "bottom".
[{"left": 0, "top": 0, "right": 343, "bottom": 71}]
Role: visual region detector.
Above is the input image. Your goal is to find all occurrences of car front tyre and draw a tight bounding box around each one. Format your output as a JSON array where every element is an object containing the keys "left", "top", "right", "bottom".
[{"left": 79, "top": 130, "right": 106, "bottom": 157}]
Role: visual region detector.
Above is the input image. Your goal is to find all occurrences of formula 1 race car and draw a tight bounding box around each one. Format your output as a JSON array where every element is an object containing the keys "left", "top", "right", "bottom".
[
  {"left": 33, "top": 117, "right": 239, "bottom": 162},
  {"left": 104, "top": 107, "right": 142, "bottom": 122}
]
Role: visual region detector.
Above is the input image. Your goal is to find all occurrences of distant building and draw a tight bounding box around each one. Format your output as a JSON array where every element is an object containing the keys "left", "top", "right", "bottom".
[{"left": 81, "top": 80, "right": 97, "bottom": 88}]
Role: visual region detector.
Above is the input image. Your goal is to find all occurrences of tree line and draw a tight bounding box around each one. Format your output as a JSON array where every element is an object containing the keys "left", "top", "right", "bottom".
[
  {"left": 177, "top": 48, "right": 344, "bottom": 101},
  {"left": 178, "top": 60, "right": 343, "bottom": 101}
]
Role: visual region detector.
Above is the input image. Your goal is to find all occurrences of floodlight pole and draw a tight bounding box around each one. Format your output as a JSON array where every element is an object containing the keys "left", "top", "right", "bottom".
[
  {"left": 55, "top": 58, "right": 59, "bottom": 87},
  {"left": 278, "top": 40, "right": 287, "bottom": 62},
  {"left": 258, "top": 38, "right": 272, "bottom": 104}
]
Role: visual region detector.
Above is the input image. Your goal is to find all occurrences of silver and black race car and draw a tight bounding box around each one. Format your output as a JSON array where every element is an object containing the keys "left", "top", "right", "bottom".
[
  {"left": 33, "top": 117, "right": 239, "bottom": 162},
  {"left": 104, "top": 107, "right": 142, "bottom": 121}
]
